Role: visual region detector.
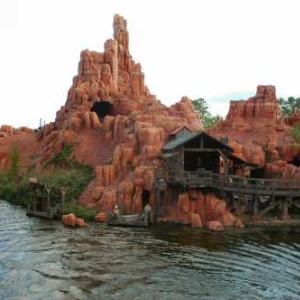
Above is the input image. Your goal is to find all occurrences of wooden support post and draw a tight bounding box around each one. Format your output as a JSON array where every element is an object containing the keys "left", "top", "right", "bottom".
[
  {"left": 282, "top": 198, "right": 289, "bottom": 218},
  {"left": 155, "top": 188, "right": 160, "bottom": 220},
  {"left": 242, "top": 165, "right": 246, "bottom": 177},
  {"left": 44, "top": 185, "right": 53, "bottom": 216},
  {"left": 59, "top": 187, "right": 68, "bottom": 215},
  {"left": 33, "top": 194, "right": 36, "bottom": 212},
  {"left": 253, "top": 196, "right": 258, "bottom": 216}
]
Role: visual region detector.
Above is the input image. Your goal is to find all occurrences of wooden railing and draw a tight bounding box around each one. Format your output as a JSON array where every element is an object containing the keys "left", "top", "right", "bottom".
[{"left": 156, "top": 170, "right": 300, "bottom": 197}]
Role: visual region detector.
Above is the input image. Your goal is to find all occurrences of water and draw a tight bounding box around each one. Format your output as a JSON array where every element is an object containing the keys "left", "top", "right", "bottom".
[{"left": 1, "top": 200, "right": 300, "bottom": 300}]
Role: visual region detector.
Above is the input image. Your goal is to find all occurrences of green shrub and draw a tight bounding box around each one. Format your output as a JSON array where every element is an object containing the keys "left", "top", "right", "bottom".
[
  {"left": 44, "top": 144, "right": 74, "bottom": 169},
  {"left": 0, "top": 144, "right": 95, "bottom": 210},
  {"left": 10, "top": 146, "right": 20, "bottom": 182},
  {"left": 0, "top": 170, "right": 30, "bottom": 205},
  {"left": 64, "top": 202, "right": 97, "bottom": 220},
  {"left": 291, "top": 123, "right": 300, "bottom": 143},
  {"left": 40, "top": 167, "right": 94, "bottom": 203}
]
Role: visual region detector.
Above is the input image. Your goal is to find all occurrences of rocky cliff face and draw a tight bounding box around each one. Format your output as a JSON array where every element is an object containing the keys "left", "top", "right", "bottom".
[
  {"left": 7, "top": 14, "right": 230, "bottom": 228},
  {"left": 210, "top": 85, "right": 300, "bottom": 180},
  {"left": 0, "top": 125, "right": 38, "bottom": 171},
  {"left": 227, "top": 85, "right": 282, "bottom": 122},
  {"left": 37, "top": 15, "right": 201, "bottom": 168},
  {"left": 0, "top": 15, "right": 262, "bottom": 228}
]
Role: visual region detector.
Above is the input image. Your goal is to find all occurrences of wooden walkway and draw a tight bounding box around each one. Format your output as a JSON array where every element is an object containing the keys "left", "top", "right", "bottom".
[{"left": 155, "top": 170, "right": 300, "bottom": 217}]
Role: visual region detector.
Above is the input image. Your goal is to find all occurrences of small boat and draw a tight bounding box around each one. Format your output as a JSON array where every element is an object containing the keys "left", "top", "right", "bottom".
[{"left": 107, "top": 213, "right": 148, "bottom": 227}]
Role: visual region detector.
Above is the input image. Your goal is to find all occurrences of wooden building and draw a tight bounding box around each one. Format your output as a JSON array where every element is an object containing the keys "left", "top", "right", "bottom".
[
  {"left": 161, "top": 127, "right": 256, "bottom": 177},
  {"left": 154, "top": 127, "right": 300, "bottom": 219},
  {"left": 26, "top": 178, "right": 68, "bottom": 219}
]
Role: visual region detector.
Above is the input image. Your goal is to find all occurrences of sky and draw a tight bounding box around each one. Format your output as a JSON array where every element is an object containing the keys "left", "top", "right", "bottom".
[{"left": 1, "top": 0, "right": 300, "bottom": 128}]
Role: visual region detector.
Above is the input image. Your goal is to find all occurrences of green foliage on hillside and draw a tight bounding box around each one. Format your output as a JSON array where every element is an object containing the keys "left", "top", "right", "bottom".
[
  {"left": 10, "top": 146, "right": 20, "bottom": 182},
  {"left": 44, "top": 144, "right": 75, "bottom": 169},
  {"left": 0, "top": 145, "right": 94, "bottom": 207},
  {"left": 40, "top": 167, "right": 94, "bottom": 203},
  {"left": 0, "top": 171, "right": 29, "bottom": 205},
  {"left": 64, "top": 202, "right": 98, "bottom": 220},
  {"left": 192, "top": 98, "right": 224, "bottom": 129},
  {"left": 291, "top": 122, "right": 300, "bottom": 143}
]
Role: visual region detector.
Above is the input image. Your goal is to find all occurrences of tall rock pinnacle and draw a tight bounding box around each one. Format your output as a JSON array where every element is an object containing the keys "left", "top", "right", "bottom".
[{"left": 113, "top": 14, "right": 129, "bottom": 50}]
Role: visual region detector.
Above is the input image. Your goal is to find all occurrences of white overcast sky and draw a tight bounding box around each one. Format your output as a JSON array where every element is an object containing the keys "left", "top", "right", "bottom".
[{"left": 1, "top": 0, "right": 300, "bottom": 128}]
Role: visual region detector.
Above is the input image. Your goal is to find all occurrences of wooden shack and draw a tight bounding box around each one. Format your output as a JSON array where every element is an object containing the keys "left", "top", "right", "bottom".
[
  {"left": 161, "top": 127, "right": 256, "bottom": 177},
  {"left": 154, "top": 127, "right": 300, "bottom": 219},
  {"left": 26, "top": 178, "right": 68, "bottom": 219}
]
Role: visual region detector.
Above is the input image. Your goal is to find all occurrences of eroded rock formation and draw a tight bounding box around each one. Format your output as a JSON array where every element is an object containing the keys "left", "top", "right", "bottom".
[
  {"left": 3, "top": 15, "right": 299, "bottom": 228},
  {"left": 0, "top": 14, "right": 217, "bottom": 228},
  {"left": 210, "top": 85, "right": 300, "bottom": 181}
]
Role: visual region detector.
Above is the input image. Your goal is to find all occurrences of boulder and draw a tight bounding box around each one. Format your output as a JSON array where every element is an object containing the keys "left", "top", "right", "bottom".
[
  {"left": 62, "top": 213, "right": 76, "bottom": 226},
  {"left": 191, "top": 213, "right": 202, "bottom": 228},
  {"left": 95, "top": 212, "right": 108, "bottom": 223},
  {"left": 206, "top": 221, "right": 225, "bottom": 231}
]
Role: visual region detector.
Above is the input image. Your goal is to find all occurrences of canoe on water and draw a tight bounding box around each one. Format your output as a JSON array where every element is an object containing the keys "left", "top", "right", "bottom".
[{"left": 107, "top": 213, "right": 148, "bottom": 227}]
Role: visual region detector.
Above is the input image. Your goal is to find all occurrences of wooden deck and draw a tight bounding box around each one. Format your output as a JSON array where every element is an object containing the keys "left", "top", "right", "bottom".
[
  {"left": 160, "top": 170, "right": 300, "bottom": 197},
  {"left": 155, "top": 170, "right": 300, "bottom": 217}
]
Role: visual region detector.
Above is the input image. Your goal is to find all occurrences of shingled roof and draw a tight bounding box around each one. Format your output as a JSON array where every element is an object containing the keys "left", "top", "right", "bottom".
[{"left": 162, "top": 131, "right": 233, "bottom": 152}]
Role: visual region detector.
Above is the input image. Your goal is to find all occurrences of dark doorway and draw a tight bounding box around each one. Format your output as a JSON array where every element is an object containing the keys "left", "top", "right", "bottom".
[
  {"left": 184, "top": 151, "right": 220, "bottom": 172},
  {"left": 91, "top": 101, "right": 113, "bottom": 120},
  {"left": 142, "top": 190, "right": 150, "bottom": 207},
  {"left": 288, "top": 157, "right": 300, "bottom": 167},
  {"left": 250, "top": 167, "right": 265, "bottom": 178}
]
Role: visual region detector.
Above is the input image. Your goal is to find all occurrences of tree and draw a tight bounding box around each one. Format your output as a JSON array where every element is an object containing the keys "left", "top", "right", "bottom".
[
  {"left": 45, "top": 144, "right": 74, "bottom": 169},
  {"left": 192, "top": 98, "right": 223, "bottom": 129},
  {"left": 279, "top": 97, "right": 300, "bottom": 116},
  {"left": 10, "top": 146, "right": 20, "bottom": 183},
  {"left": 291, "top": 122, "right": 300, "bottom": 143}
]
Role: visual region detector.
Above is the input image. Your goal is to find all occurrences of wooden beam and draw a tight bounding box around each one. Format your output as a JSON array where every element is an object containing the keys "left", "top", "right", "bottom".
[
  {"left": 217, "top": 149, "right": 227, "bottom": 160},
  {"left": 253, "top": 196, "right": 259, "bottom": 216},
  {"left": 292, "top": 201, "right": 300, "bottom": 210},
  {"left": 258, "top": 201, "right": 279, "bottom": 217},
  {"left": 184, "top": 148, "right": 220, "bottom": 152},
  {"left": 282, "top": 201, "right": 288, "bottom": 217}
]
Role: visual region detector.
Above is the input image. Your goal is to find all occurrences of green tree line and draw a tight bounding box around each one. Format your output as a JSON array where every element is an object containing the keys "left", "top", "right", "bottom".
[
  {"left": 193, "top": 96, "right": 300, "bottom": 128},
  {"left": 192, "top": 98, "right": 223, "bottom": 129},
  {"left": 279, "top": 97, "right": 300, "bottom": 116}
]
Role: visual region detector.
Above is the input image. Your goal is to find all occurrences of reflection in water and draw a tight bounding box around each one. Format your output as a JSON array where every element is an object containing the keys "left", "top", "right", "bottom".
[{"left": 1, "top": 200, "right": 300, "bottom": 299}]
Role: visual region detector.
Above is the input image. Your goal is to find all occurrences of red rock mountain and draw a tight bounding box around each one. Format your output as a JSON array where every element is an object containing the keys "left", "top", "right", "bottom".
[
  {"left": 210, "top": 85, "right": 300, "bottom": 181},
  {"left": 0, "top": 15, "right": 299, "bottom": 228}
]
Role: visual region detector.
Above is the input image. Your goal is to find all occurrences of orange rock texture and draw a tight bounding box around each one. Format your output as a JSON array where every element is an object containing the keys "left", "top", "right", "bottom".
[
  {"left": 1, "top": 15, "right": 299, "bottom": 228},
  {"left": 158, "top": 190, "right": 243, "bottom": 229},
  {"left": 210, "top": 85, "right": 300, "bottom": 181},
  {"left": 0, "top": 14, "right": 206, "bottom": 226},
  {"left": 50, "top": 15, "right": 203, "bottom": 224},
  {"left": 62, "top": 213, "right": 87, "bottom": 227}
]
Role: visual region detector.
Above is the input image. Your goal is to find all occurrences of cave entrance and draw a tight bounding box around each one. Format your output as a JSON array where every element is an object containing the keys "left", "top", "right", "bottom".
[
  {"left": 142, "top": 189, "right": 150, "bottom": 208},
  {"left": 91, "top": 101, "right": 113, "bottom": 120},
  {"left": 288, "top": 157, "right": 300, "bottom": 167}
]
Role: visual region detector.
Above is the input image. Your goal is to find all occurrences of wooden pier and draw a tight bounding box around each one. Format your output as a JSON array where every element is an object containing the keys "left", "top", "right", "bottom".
[
  {"left": 155, "top": 170, "right": 300, "bottom": 218},
  {"left": 157, "top": 127, "right": 300, "bottom": 219},
  {"left": 26, "top": 178, "right": 68, "bottom": 219}
]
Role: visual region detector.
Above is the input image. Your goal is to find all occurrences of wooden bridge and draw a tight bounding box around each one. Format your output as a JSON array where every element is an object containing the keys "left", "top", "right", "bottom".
[{"left": 155, "top": 170, "right": 300, "bottom": 218}]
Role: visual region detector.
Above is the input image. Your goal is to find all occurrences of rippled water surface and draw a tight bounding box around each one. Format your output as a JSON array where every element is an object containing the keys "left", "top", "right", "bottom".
[{"left": 1, "top": 200, "right": 300, "bottom": 299}]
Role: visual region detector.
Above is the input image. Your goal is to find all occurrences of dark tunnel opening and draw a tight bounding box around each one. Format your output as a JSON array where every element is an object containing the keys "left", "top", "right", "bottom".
[
  {"left": 91, "top": 101, "right": 113, "bottom": 120},
  {"left": 288, "top": 157, "right": 300, "bottom": 167}
]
